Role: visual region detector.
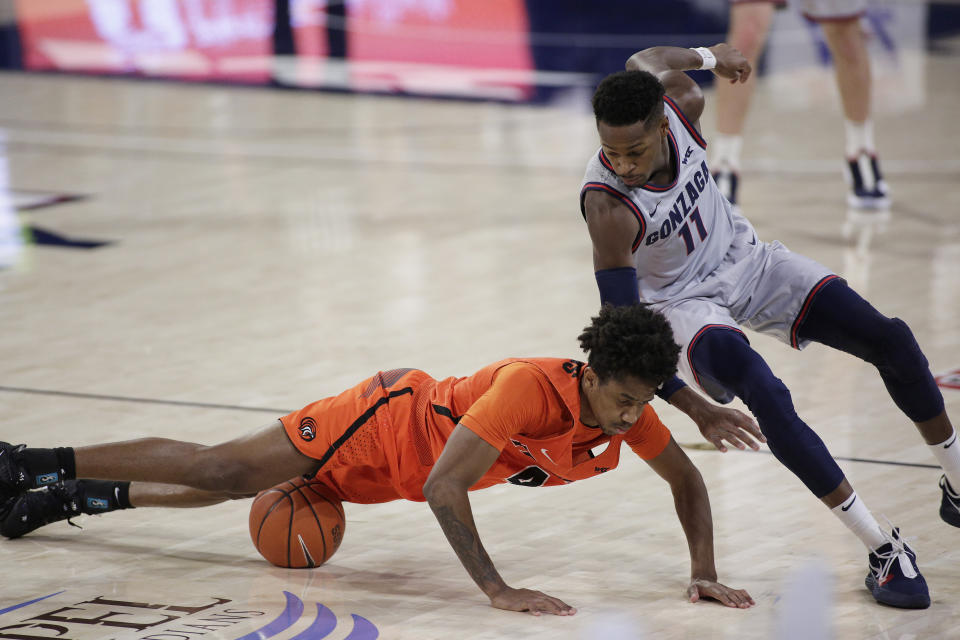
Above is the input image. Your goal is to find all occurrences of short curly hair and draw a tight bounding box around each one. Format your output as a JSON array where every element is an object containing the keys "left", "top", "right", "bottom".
[
  {"left": 592, "top": 70, "right": 665, "bottom": 128},
  {"left": 578, "top": 304, "right": 679, "bottom": 386}
]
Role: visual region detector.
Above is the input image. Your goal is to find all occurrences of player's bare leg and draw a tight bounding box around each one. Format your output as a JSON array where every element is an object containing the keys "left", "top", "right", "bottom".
[
  {"left": 819, "top": 17, "right": 889, "bottom": 208},
  {"left": 712, "top": 2, "right": 776, "bottom": 206},
  {"left": 129, "top": 482, "right": 253, "bottom": 507},
  {"left": 71, "top": 420, "right": 315, "bottom": 494},
  {"left": 0, "top": 420, "right": 317, "bottom": 538}
]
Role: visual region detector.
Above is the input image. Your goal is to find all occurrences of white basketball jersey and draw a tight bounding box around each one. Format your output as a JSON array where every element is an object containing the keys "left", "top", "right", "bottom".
[{"left": 580, "top": 97, "right": 754, "bottom": 303}]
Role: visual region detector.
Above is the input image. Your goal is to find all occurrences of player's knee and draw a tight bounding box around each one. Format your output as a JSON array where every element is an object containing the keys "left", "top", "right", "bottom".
[
  {"left": 731, "top": 21, "right": 767, "bottom": 57},
  {"left": 874, "top": 317, "right": 929, "bottom": 379}
]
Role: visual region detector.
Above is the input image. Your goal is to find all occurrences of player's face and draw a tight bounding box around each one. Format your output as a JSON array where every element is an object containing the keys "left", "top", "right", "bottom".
[
  {"left": 597, "top": 116, "right": 669, "bottom": 188},
  {"left": 582, "top": 369, "right": 657, "bottom": 436}
]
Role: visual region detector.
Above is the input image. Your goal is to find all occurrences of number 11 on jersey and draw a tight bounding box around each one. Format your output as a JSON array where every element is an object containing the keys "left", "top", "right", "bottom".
[{"left": 678, "top": 207, "right": 707, "bottom": 255}]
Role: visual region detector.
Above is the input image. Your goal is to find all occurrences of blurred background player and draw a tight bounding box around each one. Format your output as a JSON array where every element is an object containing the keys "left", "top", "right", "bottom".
[{"left": 712, "top": 0, "right": 889, "bottom": 210}]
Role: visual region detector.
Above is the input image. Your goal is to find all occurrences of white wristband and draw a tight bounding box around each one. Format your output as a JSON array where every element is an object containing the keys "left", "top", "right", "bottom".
[{"left": 691, "top": 47, "right": 716, "bottom": 70}]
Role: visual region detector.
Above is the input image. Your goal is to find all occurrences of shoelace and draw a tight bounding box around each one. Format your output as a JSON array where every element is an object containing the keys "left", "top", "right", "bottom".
[
  {"left": 871, "top": 518, "right": 916, "bottom": 585},
  {"left": 47, "top": 483, "right": 83, "bottom": 530}
]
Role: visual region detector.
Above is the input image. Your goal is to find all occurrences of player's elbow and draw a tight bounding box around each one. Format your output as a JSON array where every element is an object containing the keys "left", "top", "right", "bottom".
[
  {"left": 625, "top": 48, "right": 662, "bottom": 72},
  {"left": 669, "top": 462, "right": 705, "bottom": 496},
  {"left": 422, "top": 473, "right": 465, "bottom": 506}
]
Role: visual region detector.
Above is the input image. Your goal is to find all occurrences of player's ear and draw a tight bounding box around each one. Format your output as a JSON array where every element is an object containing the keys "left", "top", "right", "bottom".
[{"left": 582, "top": 366, "right": 598, "bottom": 390}]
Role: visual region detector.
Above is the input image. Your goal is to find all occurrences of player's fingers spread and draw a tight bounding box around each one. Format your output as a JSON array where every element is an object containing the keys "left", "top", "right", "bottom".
[
  {"left": 738, "top": 590, "right": 756, "bottom": 606},
  {"left": 718, "top": 591, "right": 738, "bottom": 608},
  {"left": 726, "top": 434, "right": 747, "bottom": 450},
  {"left": 709, "top": 436, "right": 728, "bottom": 453},
  {"left": 542, "top": 597, "right": 571, "bottom": 615},
  {"left": 733, "top": 430, "right": 760, "bottom": 451},
  {"left": 687, "top": 585, "right": 700, "bottom": 602},
  {"left": 741, "top": 416, "right": 764, "bottom": 441}
]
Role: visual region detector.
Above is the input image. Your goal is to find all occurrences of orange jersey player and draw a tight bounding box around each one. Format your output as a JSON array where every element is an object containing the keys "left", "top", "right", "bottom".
[
  {"left": 1, "top": 306, "right": 758, "bottom": 615},
  {"left": 282, "top": 358, "right": 671, "bottom": 504}
]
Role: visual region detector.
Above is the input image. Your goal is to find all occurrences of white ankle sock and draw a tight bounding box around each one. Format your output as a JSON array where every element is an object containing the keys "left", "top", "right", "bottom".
[
  {"left": 832, "top": 492, "right": 886, "bottom": 552},
  {"left": 844, "top": 119, "right": 875, "bottom": 158},
  {"left": 711, "top": 134, "right": 742, "bottom": 172},
  {"left": 928, "top": 428, "right": 960, "bottom": 491}
]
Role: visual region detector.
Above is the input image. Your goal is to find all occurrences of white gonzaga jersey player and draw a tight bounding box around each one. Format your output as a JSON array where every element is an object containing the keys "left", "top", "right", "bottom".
[{"left": 580, "top": 96, "right": 757, "bottom": 304}]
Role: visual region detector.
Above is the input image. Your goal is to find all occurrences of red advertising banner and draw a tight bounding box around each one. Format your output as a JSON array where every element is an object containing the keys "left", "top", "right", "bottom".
[
  {"left": 17, "top": 0, "right": 274, "bottom": 82},
  {"left": 15, "top": 0, "right": 534, "bottom": 99}
]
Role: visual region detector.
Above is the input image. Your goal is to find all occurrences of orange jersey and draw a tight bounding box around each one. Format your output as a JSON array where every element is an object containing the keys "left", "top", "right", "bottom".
[{"left": 280, "top": 358, "right": 671, "bottom": 504}]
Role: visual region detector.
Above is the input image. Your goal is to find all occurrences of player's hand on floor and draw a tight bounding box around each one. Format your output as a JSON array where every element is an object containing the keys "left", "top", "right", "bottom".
[
  {"left": 708, "top": 43, "right": 751, "bottom": 84},
  {"left": 693, "top": 404, "right": 765, "bottom": 453},
  {"left": 489, "top": 586, "right": 577, "bottom": 616},
  {"left": 687, "top": 578, "right": 755, "bottom": 609}
]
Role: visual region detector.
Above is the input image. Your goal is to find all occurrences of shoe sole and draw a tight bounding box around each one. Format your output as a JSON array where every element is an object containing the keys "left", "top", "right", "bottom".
[
  {"left": 864, "top": 573, "right": 931, "bottom": 609},
  {"left": 941, "top": 504, "right": 960, "bottom": 528}
]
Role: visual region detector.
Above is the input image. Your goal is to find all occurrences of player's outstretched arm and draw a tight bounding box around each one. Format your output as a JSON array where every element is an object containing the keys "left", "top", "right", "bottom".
[
  {"left": 625, "top": 45, "right": 751, "bottom": 126},
  {"left": 644, "top": 437, "right": 755, "bottom": 609},
  {"left": 667, "top": 387, "right": 765, "bottom": 453},
  {"left": 423, "top": 425, "right": 577, "bottom": 617}
]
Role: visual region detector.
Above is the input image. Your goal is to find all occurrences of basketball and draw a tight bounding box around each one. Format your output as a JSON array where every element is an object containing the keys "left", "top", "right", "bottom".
[{"left": 249, "top": 476, "right": 346, "bottom": 568}]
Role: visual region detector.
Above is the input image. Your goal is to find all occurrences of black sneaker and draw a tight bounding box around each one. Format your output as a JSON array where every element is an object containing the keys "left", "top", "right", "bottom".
[
  {"left": 0, "top": 482, "right": 83, "bottom": 539},
  {"left": 0, "top": 442, "right": 30, "bottom": 501},
  {"left": 845, "top": 152, "right": 890, "bottom": 209},
  {"left": 940, "top": 475, "right": 960, "bottom": 528},
  {"left": 865, "top": 527, "right": 930, "bottom": 609}
]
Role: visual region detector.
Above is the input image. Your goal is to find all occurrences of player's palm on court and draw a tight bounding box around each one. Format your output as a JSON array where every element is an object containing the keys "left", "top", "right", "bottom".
[
  {"left": 688, "top": 578, "right": 755, "bottom": 609},
  {"left": 489, "top": 586, "right": 577, "bottom": 616}
]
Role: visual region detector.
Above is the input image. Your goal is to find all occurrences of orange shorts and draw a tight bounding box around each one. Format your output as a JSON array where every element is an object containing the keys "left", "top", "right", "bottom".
[{"left": 280, "top": 368, "right": 437, "bottom": 504}]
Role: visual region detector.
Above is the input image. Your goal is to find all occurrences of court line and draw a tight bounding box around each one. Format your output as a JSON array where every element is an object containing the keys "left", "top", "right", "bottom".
[
  {"left": 0, "top": 591, "right": 65, "bottom": 617},
  {"left": 0, "top": 385, "right": 289, "bottom": 414},
  {"left": 1, "top": 385, "right": 942, "bottom": 471},
  {"left": 680, "top": 442, "right": 939, "bottom": 470}
]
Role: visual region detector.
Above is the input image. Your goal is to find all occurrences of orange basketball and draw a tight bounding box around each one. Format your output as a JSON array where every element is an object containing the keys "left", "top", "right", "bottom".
[{"left": 249, "top": 476, "right": 345, "bottom": 568}]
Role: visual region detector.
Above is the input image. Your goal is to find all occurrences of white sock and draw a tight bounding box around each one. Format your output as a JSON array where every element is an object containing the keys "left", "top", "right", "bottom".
[
  {"left": 711, "top": 134, "right": 742, "bottom": 172},
  {"left": 928, "top": 428, "right": 960, "bottom": 491},
  {"left": 844, "top": 119, "right": 875, "bottom": 158},
  {"left": 832, "top": 492, "right": 886, "bottom": 552}
]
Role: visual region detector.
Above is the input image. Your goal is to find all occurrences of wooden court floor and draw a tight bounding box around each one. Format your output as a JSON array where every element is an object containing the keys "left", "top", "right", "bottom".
[{"left": 1, "top": 47, "right": 959, "bottom": 640}]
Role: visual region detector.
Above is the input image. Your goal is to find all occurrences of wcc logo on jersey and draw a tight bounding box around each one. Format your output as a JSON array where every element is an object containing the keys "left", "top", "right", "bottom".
[
  {"left": 0, "top": 590, "right": 380, "bottom": 640},
  {"left": 644, "top": 160, "right": 711, "bottom": 246}
]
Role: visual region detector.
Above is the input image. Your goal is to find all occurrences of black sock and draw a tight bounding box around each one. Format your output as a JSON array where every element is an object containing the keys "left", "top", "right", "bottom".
[
  {"left": 18, "top": 447, "right": 76, "bottom": 488},
  {"left": 76, "top": 480, "right": 133, "bottom": 514}
]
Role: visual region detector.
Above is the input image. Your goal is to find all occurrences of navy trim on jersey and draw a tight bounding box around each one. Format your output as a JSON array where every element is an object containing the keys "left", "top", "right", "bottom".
[
  {"left": 599, "top": 149, "right": 614, "bottom": 172},
  {"left": 687, "top": 324, "right": 747, "bottom": 390},
  {"left": 790, "top": 274, "right": 840, "bottom": 349},
  {"left": 580, "top": 182, "right": 646, "bottom": 252},
  {"left": 598, "top": 130, "right": 679, "bottom": 194},
  {"left": 664, "top": 96, "right": 707, "bottom": 149}
]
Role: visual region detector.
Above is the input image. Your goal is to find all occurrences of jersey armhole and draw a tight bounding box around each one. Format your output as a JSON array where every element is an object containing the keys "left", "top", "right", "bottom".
[
  {"left": 663, "top": 96, "right": 707, "bottom": 149},
  {"left": 580, "top": 182, "right": 646, "bottom": 252}
]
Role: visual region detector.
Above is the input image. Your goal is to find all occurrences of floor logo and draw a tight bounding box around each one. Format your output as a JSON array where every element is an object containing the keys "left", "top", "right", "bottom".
[
  {"left": 0, "top": 590, "right": 378, "bottom": 640},
  {"left": 234, "top": 591, "right": 378, "bottom": 640}
]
